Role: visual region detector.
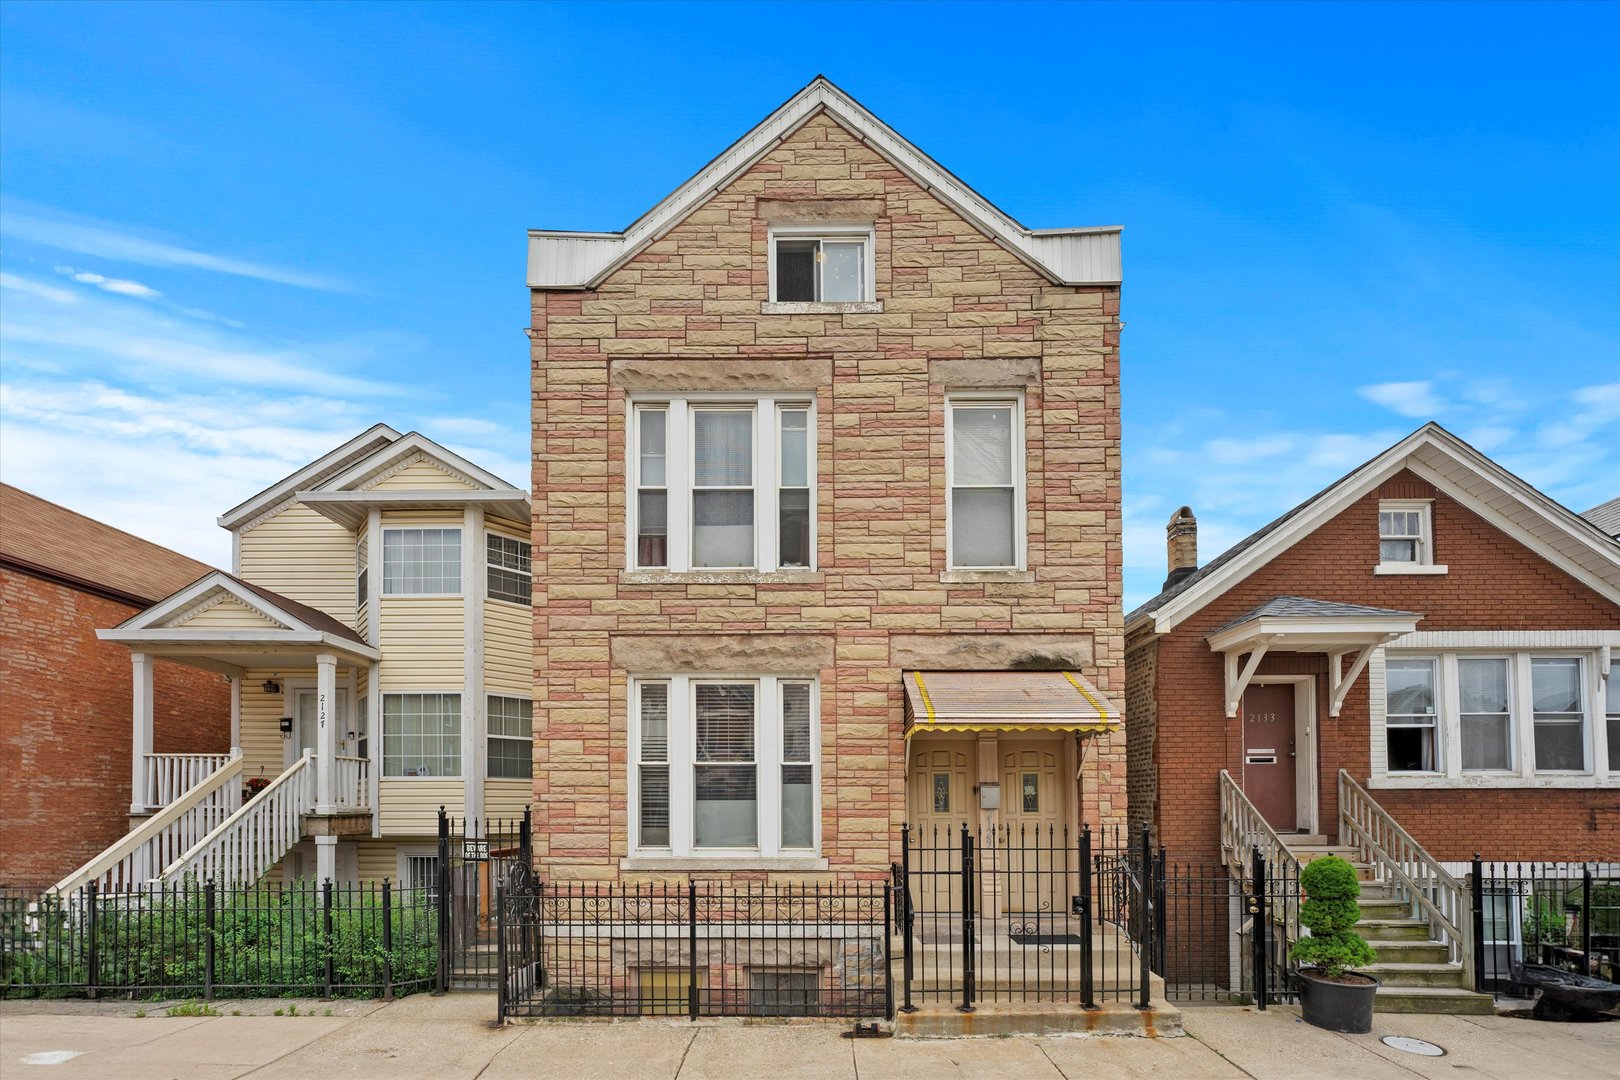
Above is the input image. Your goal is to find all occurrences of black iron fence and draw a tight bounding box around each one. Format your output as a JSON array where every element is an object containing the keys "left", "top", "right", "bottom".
[
  {"left": 892, "top": 824, "right": 1299, "bottom": 1010},
  {"left": 496, "top": 878, "right": 891, "bottom": 1021},
  {"left": 1471, "top": 858, "right": 1620, "bottom": 996},
  {"left": 1, "top": 878, "right": 436, "bottom": 1000},
  {"left": 438, "top": 807, "right": 532, "bottom": 989}
]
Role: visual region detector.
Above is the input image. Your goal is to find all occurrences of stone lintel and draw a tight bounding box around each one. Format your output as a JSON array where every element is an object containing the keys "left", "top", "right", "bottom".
[
  {"left": 610, "top": 357, "right": 833, "bottom": 392},
  {"left": 610, "top": 633, "right": 836, "bottom": 674},
  {"left": 930, "top": 357, "right": 1043, "bottom": 387},
  {"left": 890, "top": 632, "right": 1094, "bottom": 672}
]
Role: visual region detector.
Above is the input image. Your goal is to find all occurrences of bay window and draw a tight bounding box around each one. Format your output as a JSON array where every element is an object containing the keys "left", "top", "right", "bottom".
[
  {"left": 487, "top": 696, "right": 533, "bottom": 780},
  {"left": 630, "top": 675, "right": 820, "bottom": 858},
  {"left": 382, "top": 528, "right": 461, "bottom": 595},
  {"left": 947, "top": 397, "right": 1024, "bottom": 570},
  {"left": 487, "top": 534, "right": 532, "bottom": 605},
  {"left": 629, "top": 398, "right": 815, "bottom": 573},
  {"left": 382, "top": 693, "right": 461, "bottom": 778}
]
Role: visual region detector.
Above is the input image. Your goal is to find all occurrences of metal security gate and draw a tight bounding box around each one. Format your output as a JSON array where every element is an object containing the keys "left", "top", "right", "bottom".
[
  {"left": 437, "top": 807, "right": 531, "bottom": 989},
  {"left": 1149, "top": 846, "right": 1299, "bottom": 1006}
]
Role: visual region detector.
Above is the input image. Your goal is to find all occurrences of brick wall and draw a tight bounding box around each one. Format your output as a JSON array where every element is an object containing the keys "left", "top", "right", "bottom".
[
  {"left": 1140, "top": 472, "right": 1620, "bottom": 861},
  {"left": 0, "top": 568, "right": 232, "bottom": 885},
  {"left": 532, "top": 110, "right": 1125, "bottom": 879},
  {"left": 1125, "top": 634, "right": 1157, "bottom": 835}
]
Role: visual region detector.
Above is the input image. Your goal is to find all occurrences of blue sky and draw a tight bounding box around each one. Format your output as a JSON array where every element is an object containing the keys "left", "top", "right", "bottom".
[{"left": 1, "top": 1, "right": 1615, "bottom": 608}]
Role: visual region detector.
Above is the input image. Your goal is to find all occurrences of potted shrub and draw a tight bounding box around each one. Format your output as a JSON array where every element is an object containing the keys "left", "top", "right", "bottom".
[{"left": 1291, "top": 855, "right": 1378, "bottom": 1033}]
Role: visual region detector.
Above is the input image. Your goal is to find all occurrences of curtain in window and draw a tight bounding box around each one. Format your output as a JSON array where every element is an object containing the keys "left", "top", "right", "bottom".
[
  {"left": 694, "top": 683, "right": 756, "bottom": 847},
  {"left": 693, "top": 410, "right": 754, "bottom": 567},
  {"left": 637, "top": 409, "right": 668, "bottom": 567},
  {"left": 951, "top": 406, "right": 1015, "bottom": 567},
  {"left": 1385, "top": 660, "right": 1437, "bottom": 772}
]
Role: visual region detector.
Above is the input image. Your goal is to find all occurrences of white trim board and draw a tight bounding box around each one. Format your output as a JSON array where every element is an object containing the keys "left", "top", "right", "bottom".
[{"left": 218, "top": 425, "right": 400, "bottom": 530}]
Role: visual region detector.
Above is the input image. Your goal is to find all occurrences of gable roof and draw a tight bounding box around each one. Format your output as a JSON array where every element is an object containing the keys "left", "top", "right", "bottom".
[
  {"left": 1583, "top": 496, "right": 1620, "bottom": 540},
  {"left": 294, "top": 431, "right": 531, "bottom": 529},
  {"left": 528, "top": 75, "right": 1122, "bottom": 291},
  {"left": 0, "top": 484, "right": 218, "bottom": 606},
  {"left": 1127, "top": 423, "right": 1620, "bottom": 636},
  {"left": 217, "top": 423, "right": 402, "bottom": 531},
  {"left": 104, "top": 570, "right": 371, "bottom": 651}
]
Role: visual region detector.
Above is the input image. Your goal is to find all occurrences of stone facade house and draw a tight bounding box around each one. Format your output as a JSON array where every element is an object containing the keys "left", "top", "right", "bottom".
[
  {"left": 528, "top": 77, "right": 1127, "bottom": 885},
  {"left": 0, "top": 485, "right": 230, "bottom": 886}
]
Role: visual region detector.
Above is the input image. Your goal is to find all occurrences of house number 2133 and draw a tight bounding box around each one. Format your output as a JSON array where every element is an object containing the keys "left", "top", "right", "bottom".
[{"left": 1247, "top": 712, "right": 1278, "bottom": 723}]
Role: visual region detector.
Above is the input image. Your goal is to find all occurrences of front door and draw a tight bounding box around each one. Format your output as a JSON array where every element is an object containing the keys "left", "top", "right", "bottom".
[
  {"left": 290, "top": 688, "right": 349, "bottom": 765},
  {"left": 999, "top": 744, "right": 1065, "bottom": 916},
  {"left": 908, "top": 741, "right": 971, "bottom": 914},
  {"left": 1241, "top": 683, "right": 1296, "bottom": 831}
]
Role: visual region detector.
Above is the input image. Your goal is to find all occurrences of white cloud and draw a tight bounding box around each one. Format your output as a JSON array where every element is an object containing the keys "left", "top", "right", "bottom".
[
  {"left": 4, "top": 198, "right": 346, "bottom": 291},
  {"left": 64, "top": 268, "right": 163, "bottom": 298},
  {"left": 0, "top": 271, "right": 77, "bottom": 305},
  {"left": 1357, "top": 380, "right": 1446, "bottom": 418}
]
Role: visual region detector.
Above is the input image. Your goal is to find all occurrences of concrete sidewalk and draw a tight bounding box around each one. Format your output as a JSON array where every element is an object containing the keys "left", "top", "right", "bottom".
[{"left": 2, "top": 995, "right": 1616, "bottom": 1079}]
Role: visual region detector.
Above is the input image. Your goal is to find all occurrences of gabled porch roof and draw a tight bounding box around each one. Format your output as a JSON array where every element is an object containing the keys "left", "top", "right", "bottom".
[{"left": 97, "top": 571, "right": 378, "bottom": 674}]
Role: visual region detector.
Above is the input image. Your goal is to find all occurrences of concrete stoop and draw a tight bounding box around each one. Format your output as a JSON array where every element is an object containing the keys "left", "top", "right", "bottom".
[{"left": 893, "top": 999, "right": 1182, "bottom": 1038}]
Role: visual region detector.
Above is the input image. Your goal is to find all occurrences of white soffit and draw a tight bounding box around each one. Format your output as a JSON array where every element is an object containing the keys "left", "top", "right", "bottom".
[
  {"left": 528, "top": 76, "right": 1122, "bottom": 290},
  {"left": 1142, "top": 424, "right": 1620, "bottom": 636},
  {"left": 218, "top": 424, "right": 402, "bottom": 530}
]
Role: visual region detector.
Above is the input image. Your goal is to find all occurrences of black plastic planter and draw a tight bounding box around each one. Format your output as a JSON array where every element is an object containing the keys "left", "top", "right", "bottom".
[{"left": 1298, "top": 970, "right": 1379, "bottom": 1033}]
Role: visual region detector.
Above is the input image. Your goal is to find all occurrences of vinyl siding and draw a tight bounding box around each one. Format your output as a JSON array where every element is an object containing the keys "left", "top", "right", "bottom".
[
  {"left": 240, "top": 669, "right": 308, "bottom": 781},
  {"left": 179, "top": 596, "right": 282, "bottom": 629},
  {"left": 484, "top": 779, "right": 531, "bottom": 820},
  {"left": 237, "top": 504, "right": 357, "bottom": 627},
  {"left": 378, "top": 780, "right": 461, "bottom": 834},
  {"left": 377, "top": 597, "right": 464, "bottom": 689},
  {"left": 484, "top": 599, "right": 530, "bottom": 696},
  {"left": 367, "top": 458, "right": 481, "bottom": 491}
]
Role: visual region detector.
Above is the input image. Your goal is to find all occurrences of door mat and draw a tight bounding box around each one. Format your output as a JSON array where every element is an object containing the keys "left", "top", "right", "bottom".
[{"left": 1009, "top": 932, "right": 1084, "bottom": 945}]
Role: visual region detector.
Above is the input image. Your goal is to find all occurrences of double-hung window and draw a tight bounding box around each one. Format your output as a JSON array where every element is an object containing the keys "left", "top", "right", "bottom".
[
  {"left": 770, "top": 230, "right": 871, "bottom": 303},
  {"left": 356, "top": 537, "right": 369, "bottom": 606},
  {"left": 629, "top": 398, "right": 815, "bottom": 573},
  {"left": 487, "top": 534, "right": 531, "bottom": 605},
  {"left": 630, "top": 675, "right": 819, "bottom": 858},
  {"left": 1459, "top": 657, "right": 1512, "bottom": 772},
  {"left": 947, "top": 397, "right": 1024, "bottom": 570},
  {"left": 487, "top": 696, "right": 533, "bottom": 780},
  {"left": 1608, "top": 674, "right": 1620, "bottom": 772},
  {"left": 382, "top": 692, "right": 461, "bottom": 778},
  {"left": 1375, "top": 499, "right": 1443, "bottom": 573},
  {"left": 1385, "top": 658, "right": 1438, "bottom": 772},
  {"left": 1531, "top": 657, "right": 1585, "bottom": 771},
  {"left": 382, "top": 528, "right": 461, "bottom": 595}
]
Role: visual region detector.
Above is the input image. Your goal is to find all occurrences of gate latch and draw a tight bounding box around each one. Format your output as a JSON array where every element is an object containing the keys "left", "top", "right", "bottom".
[
  {"left": 1245, "top": 894, "right": 1261, "bottom": 916},
  {"left": 1071, "top": 894, "right": 1085, "bottom": 916}
]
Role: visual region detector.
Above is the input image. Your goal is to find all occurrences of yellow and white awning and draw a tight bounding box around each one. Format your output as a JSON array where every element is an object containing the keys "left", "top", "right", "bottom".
[{"left": 902, "top": 670, "right": 1118, "bottom": 736}]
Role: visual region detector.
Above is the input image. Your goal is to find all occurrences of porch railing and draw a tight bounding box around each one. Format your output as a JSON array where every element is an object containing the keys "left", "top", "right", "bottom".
[
  {"left": 50, "top": 751, "right": 244, "bottom": 896},
  {"left": 162, "top": 752, "right": 315, "bottom": 886},
  {"left": 334, "top": 756, "right": 370, "bottom": 812},
  {"left": 1218, "top": 769, "right": 1296, "bottom": 880},
  {"left": 142, "top": 753, "right": 236, "bottom": 810},
  {"left": 1338, "top": 769, "right": 1471, "bottom": 981}
]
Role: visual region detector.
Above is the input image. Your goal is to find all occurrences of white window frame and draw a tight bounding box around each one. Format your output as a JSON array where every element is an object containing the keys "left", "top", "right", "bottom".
[
  {"left": 627, "top": 674, "right": 821, "bottom": 859},
  {"left": 1375, "top": 499, "right": 1447, "bottom": 575},
  {"left": 486, "top": 532, "right": 532, "bottom": 606},
  {"left": 380, "top": 691, "right": 463, "bottom": 779},
  {"left": 486, "top": 695, "right": 533, "bottom": 780},
  {"left": 945, "top": 393, "right": 1027, "bottom": 571},
  {"left": 381, "top": 526, "right": 463, "bottom": 597},
  {"left": 1370, "top": 643, "right": 1615, "bottom": 788},
  {"left": 1383, "top": 656, "right": 1441, "bottom": 775},
  {"left": 626, "top": 395, "right": 816, "bottom": 574},
  {"left": 767, "top": 225, "right": 876, "bottom": 304}
]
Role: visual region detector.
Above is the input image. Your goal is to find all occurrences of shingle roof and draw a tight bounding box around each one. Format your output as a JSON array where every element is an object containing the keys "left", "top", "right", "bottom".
[
  {"left": 1206, "top": 596, "right": 1422, "bottom": 638},
  {"left": 0, "top": 484, "right": 218, "bottom": 605},
  {"left": 227, "top": 575, "right": 368, "bottom": 646},
  {"left": 1583, "top": 497, "right": 1620, "bottom": 541}
]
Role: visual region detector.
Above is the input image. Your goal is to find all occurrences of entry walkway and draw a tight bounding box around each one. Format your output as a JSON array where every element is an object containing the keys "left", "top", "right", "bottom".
[{"left": 2, "top": 994, "right": 1615, "bottom": 1079}]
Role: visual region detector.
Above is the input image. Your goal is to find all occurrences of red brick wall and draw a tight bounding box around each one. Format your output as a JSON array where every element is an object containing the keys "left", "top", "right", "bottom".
[
  {"left": 0, "top": 568, "right": 232, "bottom": 885},
  {"left": 1143, "top": 472, "right": 1620, "bottom": 861}
]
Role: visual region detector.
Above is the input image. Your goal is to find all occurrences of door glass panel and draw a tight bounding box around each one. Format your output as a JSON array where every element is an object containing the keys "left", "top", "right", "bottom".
[
  {"left": 1021, "top": 773, "right": 1039, "bottom": 813},
  {"left": 932, "top": 772, "right": 950, "bottom": 814}
]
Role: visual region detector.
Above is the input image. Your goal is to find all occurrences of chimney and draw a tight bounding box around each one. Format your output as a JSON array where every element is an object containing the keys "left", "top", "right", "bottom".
[{"left": 1165, "top": 506, "right": 1198, "bottom": 590}]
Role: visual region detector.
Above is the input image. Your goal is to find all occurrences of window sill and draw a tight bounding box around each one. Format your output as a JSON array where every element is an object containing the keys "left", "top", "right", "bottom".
[
  {"left": 1373, "top": 563, "right": 1448, "bottom": 576},
  {"left": 940, "top": 569, "right": 1035, "bottom": 584},
  {"left": 620, "top": 569, "right": 824, "bottom": 586},
  {"left": 619, "top": 855, "right": 830, "bottom": 872},
  {"left": 760, "top": 301, "right": 883, "bottom": 315},
  {"left": 1370, "top": 774, "right": 1619, "bottom": 790}
]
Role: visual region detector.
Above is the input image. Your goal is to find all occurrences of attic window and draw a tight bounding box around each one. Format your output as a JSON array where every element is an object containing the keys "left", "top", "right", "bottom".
[
  {"left": 1375, "top": 499, "right": 1446, "bottom": 575},
  {"left": 770, "top": 229, "right": 871, "bottom": 303}
]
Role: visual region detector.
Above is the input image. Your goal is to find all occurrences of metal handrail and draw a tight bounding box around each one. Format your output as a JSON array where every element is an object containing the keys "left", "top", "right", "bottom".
[{"left": 1337, "top": 769, "right": 1471, "bottom": 980}]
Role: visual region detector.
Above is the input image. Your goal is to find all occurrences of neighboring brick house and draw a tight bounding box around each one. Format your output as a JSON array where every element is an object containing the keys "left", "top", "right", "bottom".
[
  {"left": 0, "top": 485, "right": 230, "bottom": 886},
  {"left": 1126, "top": 424, "right": 1620, "bottom": 865},
  {"left": 529, "top": 76, "right": 1127, "bottom": 886}
]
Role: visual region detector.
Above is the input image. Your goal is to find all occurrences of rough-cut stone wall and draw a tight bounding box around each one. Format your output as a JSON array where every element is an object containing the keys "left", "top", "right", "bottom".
[
  {"left": 1141, "top": 472, "right": 1620, "bottom": 862},
  {"left": 0, "top": 568, "right": 232, "bottom": 885},
  {"left": 531, "top": 109, "right": 1125, "bottom": 880}
]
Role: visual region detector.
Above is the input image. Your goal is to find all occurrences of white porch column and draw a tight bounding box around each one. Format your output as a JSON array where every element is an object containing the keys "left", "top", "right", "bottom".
[
  {"left": 315, "top": 835, "right": 337, "bottom": 884},
  {"left": 229, "top": 675, "right": 241, "bottom": 753},
  {"left": 316, "top": 652, "right": 338, "bottom": 815},
  {"left": 130, "top": 652, "right": 154, "bottom": 814}
]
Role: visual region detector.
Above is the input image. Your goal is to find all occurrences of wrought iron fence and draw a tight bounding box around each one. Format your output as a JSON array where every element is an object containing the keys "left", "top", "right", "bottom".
[
  {"left": 1, "top": 878, "right": 436, "bottom": 1000},
  {"left": 496, "top": 878, "right": 891, "bottom": 1021},
  {"left": 437, "top": 807, "right": 532, "bottom": 989},
  {"left": 1471, "top": 858, "right": 1620, "bottom": 996}
]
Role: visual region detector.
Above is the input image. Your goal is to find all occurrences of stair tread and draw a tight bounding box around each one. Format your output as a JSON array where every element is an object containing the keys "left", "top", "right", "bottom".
[
  {"left": 1374, "top": 985, "right": 1492, "bottom": 997},
  {"left": 1365, "top": 962, "right": 1464, "bottom": 971}
]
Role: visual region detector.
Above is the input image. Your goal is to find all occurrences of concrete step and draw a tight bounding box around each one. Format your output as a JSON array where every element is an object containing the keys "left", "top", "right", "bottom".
[
  {"left": 894, "top": 998, "right": 1182, "bottom": 1038},
  {"left": 1373, "top": 985, "right": 1496, "bottom": 1015},
  {"left": 1363, "top": 962, "right": 1470, "bottom": 989},
  {"left": 1357, "top": 899, "right": 1414, "bottom": 920},
  {"left": 1366, "top": 940, "right": 1453, "bottom": 964},
  {"left": 1358, "top": 917, "right": 1436, "bottom": 941}
]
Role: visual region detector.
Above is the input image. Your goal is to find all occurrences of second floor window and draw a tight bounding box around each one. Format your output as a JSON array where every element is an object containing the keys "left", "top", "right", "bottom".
[
  {"left": 382, "top": 527, "right": 461, "bottom": 595},
  {"left": 947, "top": 398, "right": 1024, "bottom": 570},
  {"left": 487, "top": 534, "right": 532, "bottom": 605},
  {"left": 631, "top": 398, "right": 815, "bottom": 573}
]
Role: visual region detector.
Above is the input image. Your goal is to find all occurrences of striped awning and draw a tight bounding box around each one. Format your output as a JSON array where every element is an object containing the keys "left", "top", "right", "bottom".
[{"left": 902, "top": 670, "right": 1118, "bottom": 735}]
